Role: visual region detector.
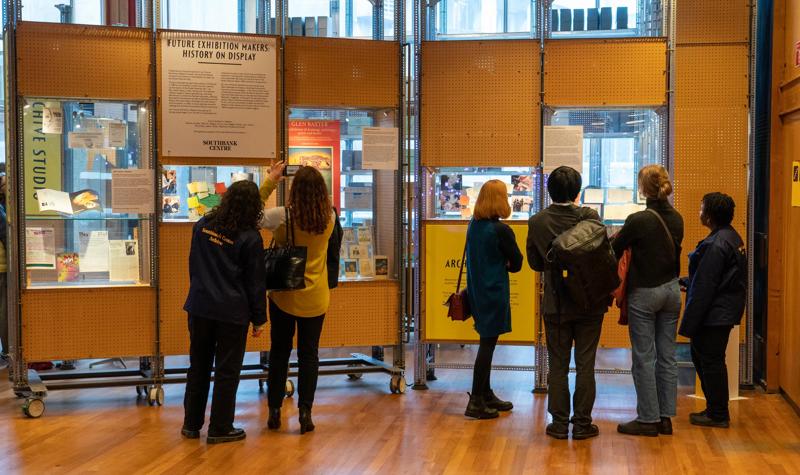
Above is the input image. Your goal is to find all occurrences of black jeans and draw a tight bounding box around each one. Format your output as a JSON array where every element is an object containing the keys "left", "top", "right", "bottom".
[
  {"left": 545, "top": 318, "right": 603, "bottom": 428},
  {"left": 691, "top": 325, "right": 734, "bottom": 421},
  {"left": 183, "top": 314, "right": 249, "bottom": 434},
  {"left": 268, "top": 300, "right": 325, "bottom": 409},
  {"left": 471, "top": 336, "right": 499, "bottom": 396}
]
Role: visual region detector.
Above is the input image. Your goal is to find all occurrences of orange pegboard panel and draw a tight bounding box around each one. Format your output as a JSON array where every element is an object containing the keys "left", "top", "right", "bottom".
[
  {"left": 421, "top": 40, "right": 540, "bottom": 168},
  {"left": 22, "top": 287, "right": 155, "bottom": 361},
  {"left": 285, "top": 37, "right": 400, "bottom": 108},
  {"left": 544, "top": 38, "right": 667, "bottom": 107},
  {"left": 599, "top": 307, "right": 632, "bottom": 349},
  {"left": 320, "top": 280, "right": 400, "bottom": 348},
  {"left": 676, "top": 0, "right": 751, "bottom": 45},
  {"left": 155, "top": 30, "right": 282, "bottom": 167},
  {"left": 784, "top": 1, "right": 800, "bottom": 86},
  {"left": 17, "top": 22, "right": 151, "bottom": 100},
  {"left": 675, "top": 45, "right": 750, "bottom": 109}
]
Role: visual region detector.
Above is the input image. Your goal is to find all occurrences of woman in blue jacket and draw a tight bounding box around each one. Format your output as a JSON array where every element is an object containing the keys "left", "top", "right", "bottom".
[
  {"left": 182, "top": 180, "right": 267, "bottom": 444},
  {"left": 465, "top": 179, "right": 523, "bottom": 419},
  {"left": 679, "top": 192, "right": 746, "bottom": 428}
]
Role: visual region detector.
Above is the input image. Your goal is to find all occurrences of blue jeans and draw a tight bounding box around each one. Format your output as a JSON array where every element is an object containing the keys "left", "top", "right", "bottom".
[{"left": 627, "top": 279, "right": 681, "bottom": 423}]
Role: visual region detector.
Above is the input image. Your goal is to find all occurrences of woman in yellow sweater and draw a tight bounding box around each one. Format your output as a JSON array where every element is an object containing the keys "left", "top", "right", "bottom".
[{"left": 260, "top": 163, "right": 335, "bottom": 434}]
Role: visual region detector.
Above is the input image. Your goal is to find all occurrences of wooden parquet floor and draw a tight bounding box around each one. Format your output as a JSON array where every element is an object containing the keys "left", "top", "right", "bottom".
[{"left": 1, "top": 346, "right": 799, "bottom": 475}]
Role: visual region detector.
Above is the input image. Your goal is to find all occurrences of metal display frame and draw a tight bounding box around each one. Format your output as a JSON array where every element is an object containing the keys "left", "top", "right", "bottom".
[{"left": 3, "top": 0, "right": 410, "bottom": 418}]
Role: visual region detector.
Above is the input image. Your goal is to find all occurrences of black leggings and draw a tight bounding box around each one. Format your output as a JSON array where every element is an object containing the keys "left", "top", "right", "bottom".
[
  {"left": 268, "top": 300, "right": 325, "bottom": 410},
  {"left": 471, "top": 336, "right": 499, "bottom": 396}
]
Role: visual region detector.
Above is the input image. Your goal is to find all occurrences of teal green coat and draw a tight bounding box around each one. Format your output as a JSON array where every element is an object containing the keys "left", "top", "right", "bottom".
[{"left": 465, "top": 219, "right": 523, "bottom": 338}]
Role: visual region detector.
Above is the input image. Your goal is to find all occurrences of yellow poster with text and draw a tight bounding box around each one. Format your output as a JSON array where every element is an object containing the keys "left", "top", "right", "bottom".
[
  {"left": 792, "top": 161, "right": 800, "bottom": 207},
  {"left": 424, "top": 221, "right": 538, "bottom": 344},
  {"left": 24, "top": 100, "right": 62, "bottom": 215}
]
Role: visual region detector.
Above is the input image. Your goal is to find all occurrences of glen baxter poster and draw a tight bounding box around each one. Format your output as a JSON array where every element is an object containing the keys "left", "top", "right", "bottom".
[{"left": 161, "top": 34, "right": 277, "bottom": 158}]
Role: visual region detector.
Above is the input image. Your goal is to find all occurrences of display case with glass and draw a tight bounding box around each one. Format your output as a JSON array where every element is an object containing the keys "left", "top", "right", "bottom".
[
  {"left": 21, "top": 99, "right": 153, "bottom": 288},
  {"left": 289, "top": 107, "right": 398, "bottom": 281},
  {"left": 546, "top": 107, "right": 664, "bottom": 223},
  {"left": 549, "top": 0, "right": 663, "bottom": 38},
  {"left": 423, "top": 167, "right": 542, "bottom": 220},
  {"left": 160, "top": 166, "right": 261, "bottom": 222}
]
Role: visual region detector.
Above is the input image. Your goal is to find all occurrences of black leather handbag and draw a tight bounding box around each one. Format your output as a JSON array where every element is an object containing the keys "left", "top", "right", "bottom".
[{"left": 263, "top": 207, "right": 307, "bottom": 291}]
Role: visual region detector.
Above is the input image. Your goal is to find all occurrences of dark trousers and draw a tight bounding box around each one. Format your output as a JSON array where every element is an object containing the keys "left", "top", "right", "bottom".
[
  {"left": 183, "top": 314, "right": 249, "bottom": 434},
  {"left": 471, "top": 336, "right": 499, "bottom": 396},
  {"left": 268, "top": 300, "right": 325, "bottom": 409},
  {"left": 691, "top": 325, "right": 734, "bottom": 421},
  {"left": 545, "top": 318, "right": 603, "bottom": 428}
]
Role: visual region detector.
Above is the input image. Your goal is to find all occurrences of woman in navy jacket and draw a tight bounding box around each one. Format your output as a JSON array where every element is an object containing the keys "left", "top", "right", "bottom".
[
  {"left": 182, "top": 180, "right": 267, "bottom": 444},
  {"left": 464, "top": 179, "right": 523, "bottom": 419},
  {"left": 679, "top": 192, "right": 746, "bottom": 428}
]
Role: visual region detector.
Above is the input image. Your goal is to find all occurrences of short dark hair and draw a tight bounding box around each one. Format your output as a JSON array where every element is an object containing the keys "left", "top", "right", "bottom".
[
  {"left": 547, "top": 166, "right": 582, "bottom": 203},
  {"left": 702, "top": 192, "right": 735, "bottom": 227}
]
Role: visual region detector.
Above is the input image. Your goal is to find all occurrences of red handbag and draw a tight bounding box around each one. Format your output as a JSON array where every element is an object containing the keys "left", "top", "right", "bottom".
[
  {"left": 612, "top": 248, "right": 632, "bottom": 325},
  {"left": 445, "top": 241, "right": 472, "bottom": 321}
]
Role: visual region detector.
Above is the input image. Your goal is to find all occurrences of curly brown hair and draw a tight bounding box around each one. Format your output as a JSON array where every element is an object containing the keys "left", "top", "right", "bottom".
[
  {"left": 288, "top": 166, "right": 332, "bottom": 235},
  {"left": 204, "top": 180, "right": 263, "bottom": 239}
]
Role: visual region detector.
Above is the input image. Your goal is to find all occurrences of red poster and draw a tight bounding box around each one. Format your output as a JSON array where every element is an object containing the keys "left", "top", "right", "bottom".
[{"left": 288, "top": 120, "right": 341, "bottom": 209}]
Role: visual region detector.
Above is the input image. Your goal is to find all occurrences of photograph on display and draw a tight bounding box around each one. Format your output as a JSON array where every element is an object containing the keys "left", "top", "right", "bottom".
[
  {"left": 511, "top": 175, "right": 533, "bottom": 192},
  {"left": 162, "top": 196, "right": 181, "bottom": 214},
  {"left": 343, "top": 259, "right": 358, "bottom": 278},
  {"left": 356, "top": 226, "right": 372, "bottom": 244},
  {"left": 511, "top": 196, "right": 533, "bottom": 214},
  {"left": 162, "top": 169, "right": 177, "bottom": 194},
  {"left": 375, "top": 256, "right": 389, "bottom": 279},
  {"left": 439, "top": 174, "right": 462, "bottom": 212}
]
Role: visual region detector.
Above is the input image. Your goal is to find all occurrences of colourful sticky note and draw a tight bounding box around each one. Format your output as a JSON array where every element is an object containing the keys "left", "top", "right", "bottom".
[
  {"left": 196, "top": 182, "right": 209, "bottom": 193},
  {"left": 187, "top": 196, "right": 199, "bottom": 209},
  {"left": 215, "top": 182, "right": 227, "bottom": 194},
  {"left": 199, "top": 193, "right": 222, "bottom": 209},
  {"left": 187, "top": 182, "right": 199, "bottom": 194},
  {"left": 197, "top": 192, "right": 209, "bottom": 200}
]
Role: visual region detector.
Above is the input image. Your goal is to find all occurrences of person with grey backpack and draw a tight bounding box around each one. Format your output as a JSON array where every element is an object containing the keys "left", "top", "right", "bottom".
[
  {"left": 612, "top": 165, "right": 684, "bottom": 437},
  {"left": 527, "top": 166, "right": 616, "bottom": 441}
]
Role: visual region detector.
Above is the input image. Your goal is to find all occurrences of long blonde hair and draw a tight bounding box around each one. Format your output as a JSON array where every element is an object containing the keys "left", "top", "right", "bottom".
[
  {"left": 473, "top": 180, "right": 511, "bottom": 220},
  {"left": 638, "top": 165, "right": 673, "bottom": 200}
]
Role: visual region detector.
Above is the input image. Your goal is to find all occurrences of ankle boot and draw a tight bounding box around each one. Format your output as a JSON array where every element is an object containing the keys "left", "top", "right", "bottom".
[
  {"left": 267, "top": 407, "right": 281, "bottom": 430},
  {"left": 484, "top": 389, "right": 513, "bottom": 412},
  {"left": 464, "top": 393, "right": 499, "bottom": 420},
  {"left": 299, "top": 405, "right": 315, "bottom": 434}
]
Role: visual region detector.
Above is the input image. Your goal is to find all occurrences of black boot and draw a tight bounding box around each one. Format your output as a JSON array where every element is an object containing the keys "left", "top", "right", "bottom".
[
  {"left": 299, "top": 405, "right": 315, "bottom": 434},
  {"left": 484, "top": 389, "right": 513, "bottom": 412},
  {"left": 267, "top": 407, "right": 281, "bottom": 430},
  {"left": 658, "top": 417, "right": 673, "bottom": 435},
  {"left": 207, "top": 427, "right": 246, "bottom": 444},
  {"left": 464, "top": 393, "right": 499, "bottom": 419},
  {"left": 617, "top": 419, "right": 659, "bottom": 437}
]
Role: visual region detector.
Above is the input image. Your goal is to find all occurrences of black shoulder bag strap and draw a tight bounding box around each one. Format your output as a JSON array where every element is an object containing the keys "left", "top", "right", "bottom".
[
  {"left": 646, "top": 208, "right": 675, "bottom": 262},
  {"left": 455, "top": 239, "right": 467, "bottom": 294},
  {"left": 284, "top": 205, "right": 295, "bottom": 247}
]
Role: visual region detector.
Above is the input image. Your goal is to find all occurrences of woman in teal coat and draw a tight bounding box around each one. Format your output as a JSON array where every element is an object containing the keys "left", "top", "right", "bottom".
[{"left": 465, "top": 179, "right": 523, "bottom": 419}]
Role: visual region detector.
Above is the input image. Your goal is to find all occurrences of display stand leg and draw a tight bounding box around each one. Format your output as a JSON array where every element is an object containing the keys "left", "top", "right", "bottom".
[
  {"left": 412, "top": 340, "right": 429, "bottom": 390},
  {"left": 425, "top": 344, "right": 437, "bottom": 381}
]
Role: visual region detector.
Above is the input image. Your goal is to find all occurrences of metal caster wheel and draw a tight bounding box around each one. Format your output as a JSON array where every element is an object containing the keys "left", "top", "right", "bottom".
[
  {"left": 22, "top": 397, "right": 45, "bottom": 418},
  {"left": 136, "top": 385, "right": 147, "bottom": 399},
  {"left": 285, "top": 379, "right": 295, "bottom": 398},
  {"left": 346, "top": 364, "right": 363, "bottom": 380},
  {"left": 258, "top": 379, "right": 266, "bottom": 392},
  {"left": 147, "top": 386, "right": 165, "bottom": 406},
  {"left": 389, "top": 375, "right": 406, "bottom": 395}
]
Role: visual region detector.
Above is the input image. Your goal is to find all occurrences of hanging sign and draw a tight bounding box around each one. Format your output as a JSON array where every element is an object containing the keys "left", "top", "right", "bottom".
[
  {"left": 424, "top": 222, "right": 538, "bottom": 344},
  {"left": 160, "top": 33, "right": 278, "bottom": 158},
  {"left": 24, "top": 100, "right": 63, "bottom": 216}
]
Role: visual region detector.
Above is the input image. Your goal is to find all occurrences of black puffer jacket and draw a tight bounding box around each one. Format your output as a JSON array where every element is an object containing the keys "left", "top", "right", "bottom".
[{"left": 678, "top": 226, "right": 746, "bottom": 338}]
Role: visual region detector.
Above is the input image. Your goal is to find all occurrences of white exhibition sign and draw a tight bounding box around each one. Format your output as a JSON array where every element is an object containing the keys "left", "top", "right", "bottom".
[
  {"left": 543, "top": 125, "right": 584, "bottom": 175},
  {"left": 160, "top": 34, "right": 277, "bottom": 158}
]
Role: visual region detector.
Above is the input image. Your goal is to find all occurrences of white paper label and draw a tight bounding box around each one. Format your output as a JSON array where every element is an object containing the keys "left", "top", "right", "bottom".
[
  {"left": 78, "top": 231, "right": 110, "bottom": 273},
  {"left": 111, "top": 169, "right": 155, "bottom": 214},
  {"left": 109, "top": 240, "right": 140, "bottom": 282},
  {"left": 68, "top": 131, "right": 105, "bottom": 149},
  {"left": 362, "top": 127, "right": 399, "bottom": 170},
  {"left": 25, "top": 227, "right": 56, "bottom": 269},
  {"left": 42, "top": 107, "right": 63, "bottom": 134},
  {"left": 543, "top": 126, "right": 584, "bottom": 175},
  {"left": 106, "top": 123, "right": 127, "bottom": 148}
]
